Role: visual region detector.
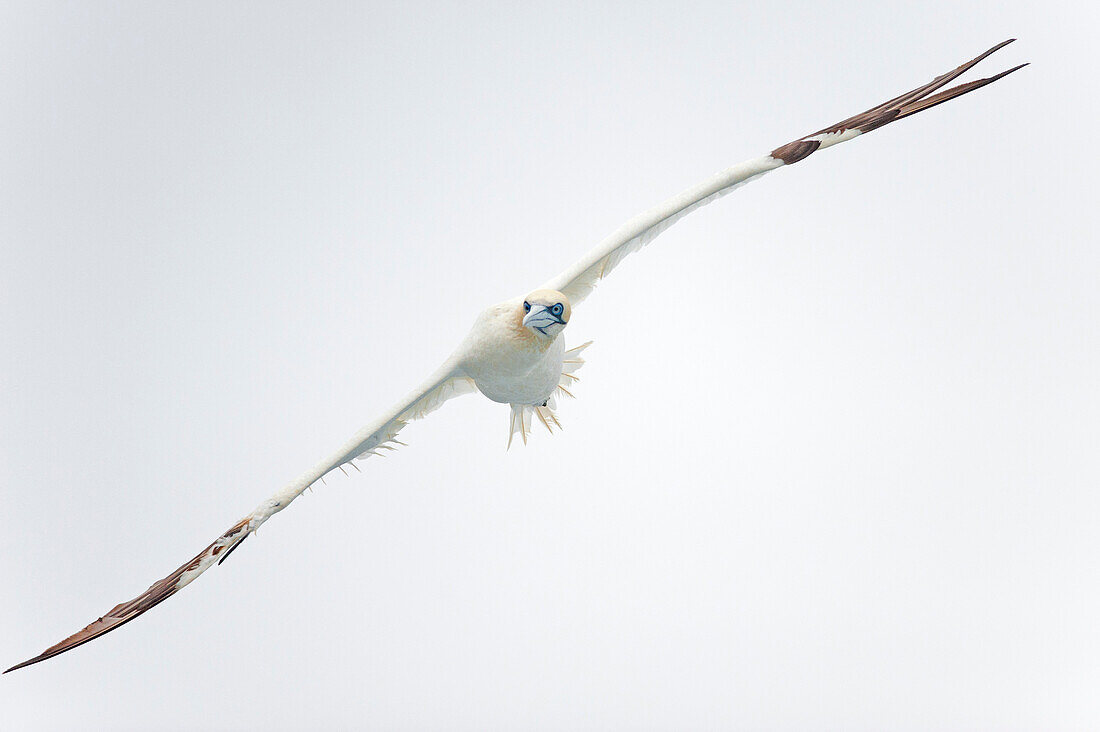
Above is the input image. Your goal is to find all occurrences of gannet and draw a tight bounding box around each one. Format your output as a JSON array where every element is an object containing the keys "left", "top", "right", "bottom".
[{"left": 5, "top": 40, "right": 1025, "bottom": 673}]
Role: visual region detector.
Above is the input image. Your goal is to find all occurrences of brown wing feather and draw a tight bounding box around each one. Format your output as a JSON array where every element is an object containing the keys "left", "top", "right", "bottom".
[
  {"left": 771, "top": 39, "right": 1027, "bottom": 163},
  {"left": 4, "top": 517, "right": 250, "bottom": 674}
]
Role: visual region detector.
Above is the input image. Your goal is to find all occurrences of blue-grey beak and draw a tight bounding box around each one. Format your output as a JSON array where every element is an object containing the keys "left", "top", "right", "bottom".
[{"left": 522, "top": 305, "right": 563, "bottom": 334}]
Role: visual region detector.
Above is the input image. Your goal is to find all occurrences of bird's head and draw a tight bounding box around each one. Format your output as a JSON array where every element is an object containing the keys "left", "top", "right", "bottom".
[{"left": 520, "top": 289, "right": 570, "bottom": 339}]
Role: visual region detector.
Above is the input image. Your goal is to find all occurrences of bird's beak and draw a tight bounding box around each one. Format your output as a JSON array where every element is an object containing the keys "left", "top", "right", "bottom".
[{"left": 522, "top": 305, "right": 561, "bottom": 333}]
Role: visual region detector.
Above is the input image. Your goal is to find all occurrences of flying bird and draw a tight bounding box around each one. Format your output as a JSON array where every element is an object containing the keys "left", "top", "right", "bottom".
[{"left": 6, "top": 40, "right": 1026, "bottom": 673}]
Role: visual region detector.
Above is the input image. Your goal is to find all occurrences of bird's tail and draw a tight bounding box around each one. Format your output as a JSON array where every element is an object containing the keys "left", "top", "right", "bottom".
[{"left": 507, "top": 341, "right": 593, "bottom": 448}]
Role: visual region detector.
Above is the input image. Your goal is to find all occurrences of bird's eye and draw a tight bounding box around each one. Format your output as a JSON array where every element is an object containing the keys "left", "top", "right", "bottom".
[
  {"left": 523, "top": 301, "right": 531, "bottom": 312},
  {"left": 551, "top": 303, "right": 563, "bottom": 316}
]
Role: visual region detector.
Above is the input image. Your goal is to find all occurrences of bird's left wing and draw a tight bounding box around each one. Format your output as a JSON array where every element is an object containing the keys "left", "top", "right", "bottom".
[
  {"left": 5, "top": 360, "right": 477, "bottom": 673},
  {"left": 541, "top": 40, "right": 1026, "bottom": 306}
]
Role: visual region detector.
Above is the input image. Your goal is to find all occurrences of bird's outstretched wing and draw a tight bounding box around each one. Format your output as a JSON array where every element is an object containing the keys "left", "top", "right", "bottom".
[
  {"left": 4, "top": 361, "right": 477, "bottom": 673},
  {"left": 541, "top": 40, "right": 1026, "bottom": 306}
]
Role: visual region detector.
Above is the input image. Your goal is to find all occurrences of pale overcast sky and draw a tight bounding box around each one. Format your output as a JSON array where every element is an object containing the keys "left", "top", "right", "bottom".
[{"left": 1, "top": 2, "right": 1097, "bottom": 730}]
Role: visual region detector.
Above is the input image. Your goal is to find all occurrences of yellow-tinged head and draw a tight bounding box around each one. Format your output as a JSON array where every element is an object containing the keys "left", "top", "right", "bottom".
[{"left": 521, "top": 289, "right": 570, "bottom": 339}]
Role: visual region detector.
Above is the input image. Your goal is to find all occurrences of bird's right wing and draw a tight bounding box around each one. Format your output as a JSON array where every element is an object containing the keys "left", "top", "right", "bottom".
[
  {"left": 5, "top": 359, "right": 478, "bottom": 673},
  {"left": 541, "top": 40, "right": 1026, "bottom": 307}
]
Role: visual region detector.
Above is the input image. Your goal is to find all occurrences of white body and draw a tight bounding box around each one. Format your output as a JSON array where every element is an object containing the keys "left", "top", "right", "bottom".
[{"left": 459, "top": 297, "right": 567, "bottom": 405}]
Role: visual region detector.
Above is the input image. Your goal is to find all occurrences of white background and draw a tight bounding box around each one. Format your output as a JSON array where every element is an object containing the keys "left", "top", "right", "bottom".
[{"left": 1, "top": 2, "right": 1096, "bottom": 730}]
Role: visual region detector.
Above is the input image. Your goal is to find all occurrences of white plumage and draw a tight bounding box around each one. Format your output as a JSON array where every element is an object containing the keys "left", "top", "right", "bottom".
[{"left": 5, "top": 40, "right": 1025, "bottom": 674}]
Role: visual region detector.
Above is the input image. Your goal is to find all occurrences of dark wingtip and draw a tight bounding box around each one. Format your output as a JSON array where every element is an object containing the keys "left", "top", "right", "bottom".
[
  {"left": 5, "top": 657, "right": 41, "bottom": 674},
  {"left": 4, "top": 516, "right": 252, "bottom": 674},
  {"left": 770, "top": 38, "right": 1025, "bottom": 165},
  {"left": 984, "top": 39, "right": 1016, "bottom": 55},
  {"left": 994, "top": 62, "right": 1030, "bottom": 80}
]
